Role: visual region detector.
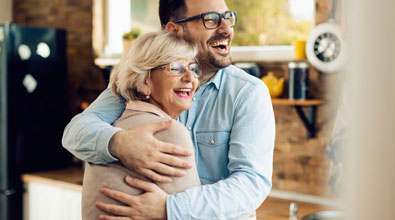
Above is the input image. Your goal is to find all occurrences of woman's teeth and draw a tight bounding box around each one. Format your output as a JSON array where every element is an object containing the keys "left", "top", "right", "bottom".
[{"left": 174, "top": 88, "right": 191, "bottom": 97}]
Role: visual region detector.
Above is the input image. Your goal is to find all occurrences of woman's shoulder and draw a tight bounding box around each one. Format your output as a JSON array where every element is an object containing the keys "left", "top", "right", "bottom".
[
  {"left": 114, "top": 109, "right": 191, "bottom": 145},
  {"left": 155, "top": 119, "right": 189, "bottom": 139},
  {"left": 114, "top": 109, "right": 170, "bottom": 130},
  {"left": 155, "top": 119, "right": 192, "bottom": 148}
]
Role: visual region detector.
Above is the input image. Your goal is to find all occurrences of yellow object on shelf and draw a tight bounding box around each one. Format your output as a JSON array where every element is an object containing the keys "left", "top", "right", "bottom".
[
  {"left": 292, "top": 40, "right": 307, "bottom": 60},
  {"left": 261, "top": 72, "right": 284, "bottom": 98}
]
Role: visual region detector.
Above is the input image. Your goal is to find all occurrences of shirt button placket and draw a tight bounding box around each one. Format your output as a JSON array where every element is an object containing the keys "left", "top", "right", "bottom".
[{"left": 186, "top": 96, "right": 198, "bottom": 136}]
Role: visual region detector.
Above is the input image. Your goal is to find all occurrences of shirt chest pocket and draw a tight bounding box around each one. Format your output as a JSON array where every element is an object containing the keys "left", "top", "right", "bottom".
[{"left": 196, "top": 131, "right": 230, "bottom": 182}]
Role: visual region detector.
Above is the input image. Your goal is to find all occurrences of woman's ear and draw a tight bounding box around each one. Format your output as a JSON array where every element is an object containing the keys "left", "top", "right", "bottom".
[
  {"left": 140, "top": 75, "right": 152, "bottom": 96},
  {"left": 164, "top": 22, "right": 184, "bottom": 36}
]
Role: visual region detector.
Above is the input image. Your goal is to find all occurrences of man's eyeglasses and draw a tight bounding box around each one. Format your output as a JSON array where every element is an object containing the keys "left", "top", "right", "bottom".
[
  {"left": 153, "top": 61, "right": 201, "bottom": 77},
  {"left": 174, "top": 11, "right": 237, "bottom": 30}
]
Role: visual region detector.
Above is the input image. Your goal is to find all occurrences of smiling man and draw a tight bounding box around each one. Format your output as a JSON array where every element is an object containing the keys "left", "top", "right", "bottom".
[
  {"left": 62, "top": 0, "right": 275, "bottom": 219},
  {"left": 169, "top": 1, "right": 236, "bottom": 84}
]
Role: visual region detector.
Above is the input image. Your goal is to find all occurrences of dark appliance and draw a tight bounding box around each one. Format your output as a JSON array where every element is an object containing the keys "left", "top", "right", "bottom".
[
  {"left": 0, "top": 22, "right": 72, "bottom": 220},
  {"left": 288, "top": 61, "right": 309, "bottom": 100}
]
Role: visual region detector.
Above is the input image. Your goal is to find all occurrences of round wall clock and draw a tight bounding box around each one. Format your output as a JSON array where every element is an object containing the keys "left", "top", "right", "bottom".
[{"left": 306, "top": 22, "right": 344, "bottom": 73}]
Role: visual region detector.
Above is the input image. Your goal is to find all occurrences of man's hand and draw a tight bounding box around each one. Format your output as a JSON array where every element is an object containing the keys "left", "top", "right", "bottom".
[
  {"left": 109, "top": 120, "right": 193, "bottom": 183},
  {"left": 96, "top": 176, "right": 167, "bottom": 220}
]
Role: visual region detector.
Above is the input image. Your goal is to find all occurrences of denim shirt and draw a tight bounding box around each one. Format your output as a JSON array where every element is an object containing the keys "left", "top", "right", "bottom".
[{"left": 62, "top": 65, "right": 275, "bottom": 220}]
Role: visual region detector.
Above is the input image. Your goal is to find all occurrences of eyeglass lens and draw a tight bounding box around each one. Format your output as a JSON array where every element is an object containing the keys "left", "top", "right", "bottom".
[
  {"left": 169, "top": 62, "right": 201, "bottom": 76},
  {"left": 203, "top": 12, "right": 237, "bottom": 29}
]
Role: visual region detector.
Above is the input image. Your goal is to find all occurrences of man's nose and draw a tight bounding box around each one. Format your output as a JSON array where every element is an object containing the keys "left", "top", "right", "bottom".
[{"left": 216, "top": 17, "right": 233, "bottom": 35}]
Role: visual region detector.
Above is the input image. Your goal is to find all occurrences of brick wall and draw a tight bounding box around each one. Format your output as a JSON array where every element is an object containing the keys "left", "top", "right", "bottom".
[
  {"left": 13, "top": 0, "right": 106, "bottom": 118},
  {"left": 257, "top": 61, "right": 342, "bottom": 197},
  {"left": 259, "top": 0, "right": 343, "bottom": 197}
]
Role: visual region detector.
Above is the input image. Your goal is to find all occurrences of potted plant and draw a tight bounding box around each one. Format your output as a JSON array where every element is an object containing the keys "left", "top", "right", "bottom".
[{"left": 122, "top": 28, "right": 142, "bottom": 51}]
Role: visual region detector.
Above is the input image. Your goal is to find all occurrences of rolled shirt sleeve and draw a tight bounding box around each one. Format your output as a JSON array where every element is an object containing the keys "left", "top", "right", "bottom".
[{"left": 62, "top": 87, "right": 126, "bottom": 164}]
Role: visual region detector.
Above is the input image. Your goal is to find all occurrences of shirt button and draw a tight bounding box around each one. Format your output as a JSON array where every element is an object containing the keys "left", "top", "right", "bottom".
[
  {"left": 210, "top": 140, "right": 215, "bottom": 144},
  {"left": 192, "top": 97, "right": 196, "bottom": 101},
  {"left": 188, "top": 127, "right": 192, "bottom": 131}
]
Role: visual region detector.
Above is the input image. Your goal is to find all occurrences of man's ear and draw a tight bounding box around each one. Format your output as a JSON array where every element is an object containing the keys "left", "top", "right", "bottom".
[{"left": 164, "top": 22, "right": 184, "bottom": 36}]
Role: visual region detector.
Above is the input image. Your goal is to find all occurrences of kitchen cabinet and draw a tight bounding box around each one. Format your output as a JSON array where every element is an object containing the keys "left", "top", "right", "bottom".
[
  {"left": 21, "top": 168, "right": 83, "bottom": 220},
  {"left": 21, "top": 168, "right": 337, "bottom": 220}
]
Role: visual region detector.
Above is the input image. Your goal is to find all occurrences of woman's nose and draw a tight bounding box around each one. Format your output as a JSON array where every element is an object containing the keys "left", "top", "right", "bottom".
[{"left": 182, "top": 69, "right": 196, "bottom": 82}]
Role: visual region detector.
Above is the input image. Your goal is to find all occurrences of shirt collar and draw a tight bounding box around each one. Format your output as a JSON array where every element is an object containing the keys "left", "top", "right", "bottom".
[
  {"left": 125, "top": 100, "right": 172, "bottom": 119},
  {"left": 205, "top": 68, "right": 224, "bottom": 90}
]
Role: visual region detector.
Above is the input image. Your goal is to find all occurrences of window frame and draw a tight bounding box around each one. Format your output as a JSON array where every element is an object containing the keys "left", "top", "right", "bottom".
[{"left": 93, "top": 0, "right": 318, "bottom": 66}]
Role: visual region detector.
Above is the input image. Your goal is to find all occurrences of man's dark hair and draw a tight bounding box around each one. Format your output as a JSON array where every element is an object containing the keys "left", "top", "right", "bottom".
[{"left": 159, "top": 0, "right": 187, "bottom": 27}]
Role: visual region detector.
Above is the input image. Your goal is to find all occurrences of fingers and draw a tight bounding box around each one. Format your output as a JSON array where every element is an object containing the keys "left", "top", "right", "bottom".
[
  {"left": 159, "top": 142, "right": 193, "bottom": 157},
  {"left": 151, "top": 161, "right": 187, "bottom": 177},
  {"left": 124, "top": 176, "right": 159, "bottom": 192},
  {"left": 147, "top": 120, "right": 173, "bottom": 133},
  {"left": 140, "top": 168, "right": 172, "bottom": 183},
  {"left": 99, "top": 215, "right": 132, "bottom": 220},
  {"left": 96, "top": 202, "right": 135, "bottom": 217},
  {"left": 100, "top": 188, "right": 136, "bottom": 205},
  {"left": 157, "top": 152, "right": 193, "bottom": 169}
]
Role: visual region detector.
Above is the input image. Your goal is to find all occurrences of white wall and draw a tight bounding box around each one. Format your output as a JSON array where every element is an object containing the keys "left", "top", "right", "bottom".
[
  {"left": 0, "top": 0, "right": 12, "bottom": 23},
  {"left": 345, "top": 0, "right": 395, "bottom": 220}
]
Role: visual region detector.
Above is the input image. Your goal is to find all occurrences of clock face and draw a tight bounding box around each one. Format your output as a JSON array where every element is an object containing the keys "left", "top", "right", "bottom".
[
  {"left": 306, "top": 22, "right": 345, "bottom": 73},
  {"left": 314, "top": 32, "right": 341, "bottom": 62}
]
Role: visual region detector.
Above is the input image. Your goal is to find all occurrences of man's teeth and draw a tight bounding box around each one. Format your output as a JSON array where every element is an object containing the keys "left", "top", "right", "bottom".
[{"left": 211, "top": 41, "right": 228, "bottom": 47}]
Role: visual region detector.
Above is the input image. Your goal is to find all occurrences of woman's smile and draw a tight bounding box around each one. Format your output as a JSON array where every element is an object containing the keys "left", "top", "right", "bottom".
[
  {"left": 174, "top": 88, "right": 193, "bottom": 99},
  {"left": 146, "top": 58, "right": 199, "bottom": 118}
]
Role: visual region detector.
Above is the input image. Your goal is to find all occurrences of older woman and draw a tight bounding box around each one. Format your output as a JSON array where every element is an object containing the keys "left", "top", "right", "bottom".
[{"left": 81, "top": 31, "right": 201, "bottom": 219}]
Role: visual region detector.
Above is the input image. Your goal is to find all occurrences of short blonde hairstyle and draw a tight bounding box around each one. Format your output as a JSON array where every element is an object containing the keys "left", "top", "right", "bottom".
[{"left": 110, "top": 31, "right": 198, "bottom": 100}]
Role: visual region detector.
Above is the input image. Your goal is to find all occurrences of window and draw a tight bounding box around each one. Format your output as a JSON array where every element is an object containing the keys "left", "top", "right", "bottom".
[
  {"left": 93, "top": 0, "right": 161, "bottom": 58},
  {"left": 228, "top": 0, "right": 313, "bottom": 46},
  {"left": 93, "top": 0, "right": 314, "bottom": 62}
]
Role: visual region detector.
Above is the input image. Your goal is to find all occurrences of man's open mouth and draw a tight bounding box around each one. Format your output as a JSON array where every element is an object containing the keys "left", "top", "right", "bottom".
[{"left": 209, "top": 40, "right": 229, "bottom": 54}]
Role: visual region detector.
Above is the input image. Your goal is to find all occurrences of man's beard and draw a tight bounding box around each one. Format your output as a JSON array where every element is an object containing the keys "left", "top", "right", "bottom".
[
  {"left": 197, "top": 48, "right": 232, "bottom": 73},
  {"left": 183, "top": 28, "right": 232, "bottom": 75}
]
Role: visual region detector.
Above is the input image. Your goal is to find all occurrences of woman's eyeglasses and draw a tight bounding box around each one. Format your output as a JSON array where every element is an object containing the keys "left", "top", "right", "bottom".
[
  {"left": 153, "top": 62, "right": 201, "bottom": 77},
  {"left": 174, "top": 11, "right": 237, "bottom": 30}
]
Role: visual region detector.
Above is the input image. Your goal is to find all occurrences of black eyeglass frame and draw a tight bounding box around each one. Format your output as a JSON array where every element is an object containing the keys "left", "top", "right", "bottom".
[{"left": 174, "top": 11, "right": 238, "bottom": 29}]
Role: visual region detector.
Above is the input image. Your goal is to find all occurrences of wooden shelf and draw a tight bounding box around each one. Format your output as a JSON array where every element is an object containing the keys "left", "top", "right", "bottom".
[
  {"left": 272, "top": 98, "right": 324, "bottom": 106},
  {"left": 271, "top": 98, "right": 324, "bottom": 138}
]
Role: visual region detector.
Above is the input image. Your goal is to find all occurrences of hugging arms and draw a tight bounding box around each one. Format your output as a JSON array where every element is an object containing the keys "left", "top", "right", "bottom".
[
  {"left": 64, "top": 68, "right": 275, "bottom": 219},
  {"left": 63, "top": 0, "right": 275, "bottom": 219}
]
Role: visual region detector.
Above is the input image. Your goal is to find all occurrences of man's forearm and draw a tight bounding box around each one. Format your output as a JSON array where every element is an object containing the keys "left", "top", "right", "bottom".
[
  {"left": 62, "top": 87, "right": 126, "bottom": 164},
  {"left": 166, "top": 171, "right": 272, "bottom": 220},
  {"left": 62, "top": 113, "right": 122, "bottom": 163}
]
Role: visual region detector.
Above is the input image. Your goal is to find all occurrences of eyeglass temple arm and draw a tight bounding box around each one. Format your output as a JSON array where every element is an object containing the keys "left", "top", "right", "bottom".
[{"left": 174, "top": 14, "right": 203, "bottom": 24}]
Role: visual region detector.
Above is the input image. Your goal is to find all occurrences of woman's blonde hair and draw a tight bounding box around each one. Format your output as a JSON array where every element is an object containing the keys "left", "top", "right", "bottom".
[{"left": 110, "top": 31, "right": 198, "bottom": 100}]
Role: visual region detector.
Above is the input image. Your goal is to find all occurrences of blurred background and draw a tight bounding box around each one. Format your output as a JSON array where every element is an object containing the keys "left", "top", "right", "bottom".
[{"left": 0, "top": 0, "right": 394, "bottom": 220}]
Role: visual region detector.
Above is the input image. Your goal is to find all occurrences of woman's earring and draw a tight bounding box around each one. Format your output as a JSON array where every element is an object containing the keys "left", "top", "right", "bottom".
[{"left": 146, "top": 95, "right": 150, "bottom": 99}]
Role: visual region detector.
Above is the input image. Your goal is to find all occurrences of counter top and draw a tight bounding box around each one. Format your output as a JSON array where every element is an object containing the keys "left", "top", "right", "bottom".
[
  {"left": 21, "top": 167, "right": 84, "bottom": 192},
  {"left": 21, "top": 168, "right": 338, "bottom": 219},
  {"left": 256, "top": 197, "right": 336, "bottom": 220}
]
